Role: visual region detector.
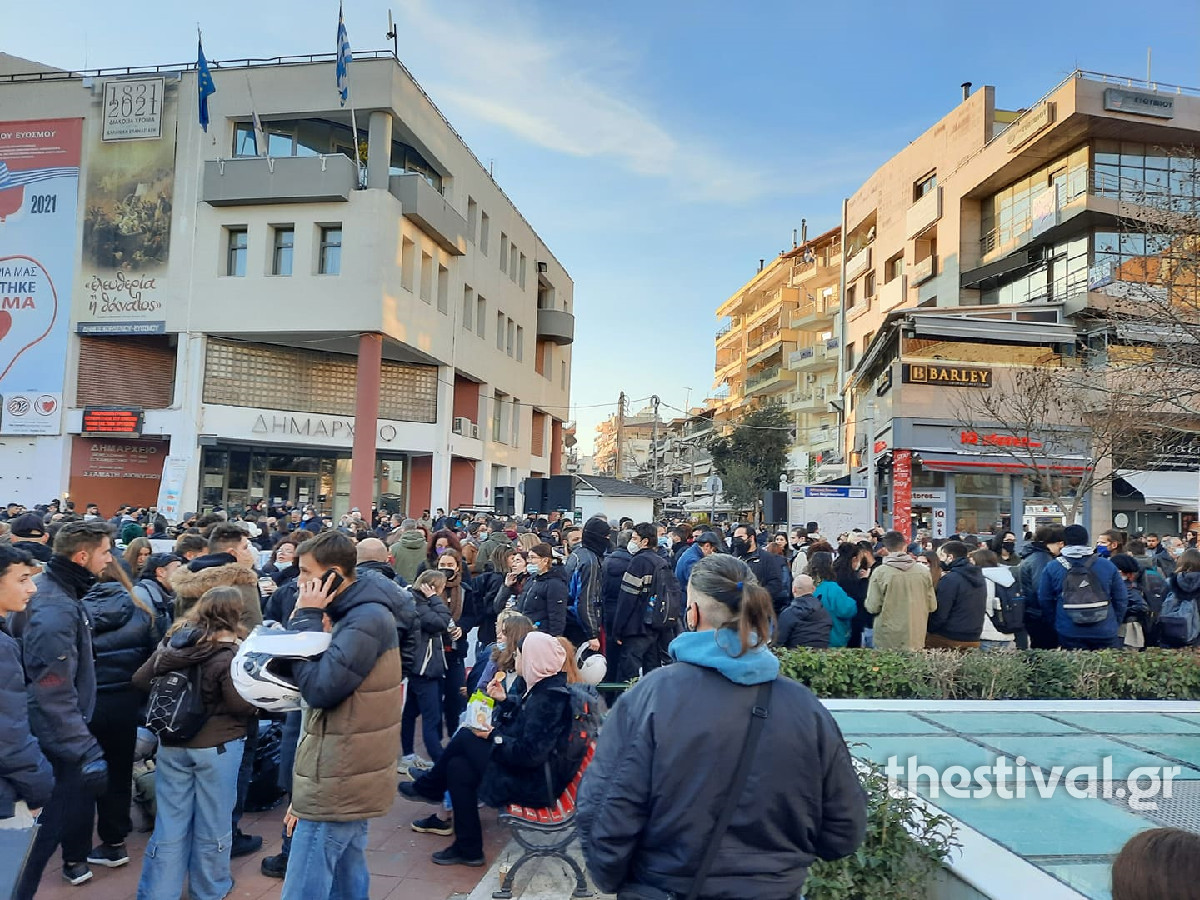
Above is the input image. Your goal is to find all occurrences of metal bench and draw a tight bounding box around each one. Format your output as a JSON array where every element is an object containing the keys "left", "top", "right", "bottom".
[{"left": 492, "top": 743, "right": 595, "bottom": 899}]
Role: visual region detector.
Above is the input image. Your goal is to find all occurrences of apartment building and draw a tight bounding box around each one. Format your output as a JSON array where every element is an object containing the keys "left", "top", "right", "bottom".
[
  {"left": 0, "top": 51, "right": 573, "bottom": 518},
  {"left": 839, "top": 71, "right": 1200, "bottom": 537},
  {"left": 592, "top": 405, "right": 660, "bottom": 478}
]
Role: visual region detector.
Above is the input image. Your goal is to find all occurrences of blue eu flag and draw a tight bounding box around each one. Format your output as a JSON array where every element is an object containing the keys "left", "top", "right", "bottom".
[{"left": 197, "top": 36, "right": 216, "bottom": 132}]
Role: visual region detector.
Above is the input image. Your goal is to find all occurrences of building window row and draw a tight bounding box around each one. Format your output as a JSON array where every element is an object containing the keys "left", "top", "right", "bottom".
[
  {"left": 498, "top": 232, "right": 528, "bottom": 289},
  {"left": 224, "top": 224, "right": 341, "bottom": 277}
]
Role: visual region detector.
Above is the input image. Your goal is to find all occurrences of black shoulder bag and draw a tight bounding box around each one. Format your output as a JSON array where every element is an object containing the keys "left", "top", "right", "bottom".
[{"left": 618, "top": 678, "right": 774, "bottom": 900}]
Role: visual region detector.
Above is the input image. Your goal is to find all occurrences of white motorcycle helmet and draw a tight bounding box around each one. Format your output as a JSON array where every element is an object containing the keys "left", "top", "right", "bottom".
[
  {"left": 575, "top": 645, "right": 607, "bottom": 686},
  {"left": 231, "top": 622, "right": 333, "bottom": 712}
]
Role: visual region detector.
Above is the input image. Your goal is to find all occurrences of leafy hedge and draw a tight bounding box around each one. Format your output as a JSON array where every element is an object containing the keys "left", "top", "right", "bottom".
[{"left": 775, "top": 648, "right": 1200, "bottom": 700}]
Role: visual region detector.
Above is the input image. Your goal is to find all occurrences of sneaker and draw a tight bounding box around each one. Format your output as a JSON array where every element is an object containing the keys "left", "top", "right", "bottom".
[
  {"left": 230, "top": 829, "right": 263, "bottom": 858},
  {"left": 431, "top": 846, "right": 485, "bottom": 867},
  {"left": 62, "top": 863, "right": 93, "bottom": 885},
  {"left": 399, "top": 753, "right": 433, "bottom": 772},
  {"left": 260, "top": 852, "right": 289, "bottom": 879},
  {"left": 398, "top": 780, "right": 441, "bottom": 803},
  {"left": 86, "top": 843, "right": 130, "bottom": 868},
  {"left": 411, "top": 814, "right": 453, "bottom": 836}
]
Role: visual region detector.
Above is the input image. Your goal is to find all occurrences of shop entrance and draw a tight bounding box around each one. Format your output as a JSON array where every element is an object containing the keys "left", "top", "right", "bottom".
[{"left": 268, "top": 473, "right": 320, "bottom": 509}]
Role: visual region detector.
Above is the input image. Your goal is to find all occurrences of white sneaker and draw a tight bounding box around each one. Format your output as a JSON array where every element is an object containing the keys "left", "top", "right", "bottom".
[{"left": 399, "top": 753, "right": 433, "bottom": 772}]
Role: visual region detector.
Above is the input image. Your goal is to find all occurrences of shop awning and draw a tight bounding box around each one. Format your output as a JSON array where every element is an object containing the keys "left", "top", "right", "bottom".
[
  {"left": 1119, "top": 470, "right": 1199, "bottom": 507},
  {"left": 913, "top": 450, "right": 1091, "bottom": 475}
]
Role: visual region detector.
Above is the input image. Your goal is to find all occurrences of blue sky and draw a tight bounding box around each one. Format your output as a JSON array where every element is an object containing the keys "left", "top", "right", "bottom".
[{"left": 14, "top": 0, "right": 1200, "bottom": 450}]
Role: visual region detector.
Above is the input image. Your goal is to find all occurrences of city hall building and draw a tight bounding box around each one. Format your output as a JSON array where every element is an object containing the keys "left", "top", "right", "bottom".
[{"left": 0, "top": 50, "right": 574, "bottom": 518}]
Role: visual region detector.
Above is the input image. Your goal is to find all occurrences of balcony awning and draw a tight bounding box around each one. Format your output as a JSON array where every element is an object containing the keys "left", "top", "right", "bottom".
[
  {"left": 959, "top": 249, "right": 1035, "bottom": 289},
  {"left": 1119, "top": 470, "right": 1198, "bottom": 507},
  {"left": 913, "top": 450, "right": 1091, "bottom": 475}
]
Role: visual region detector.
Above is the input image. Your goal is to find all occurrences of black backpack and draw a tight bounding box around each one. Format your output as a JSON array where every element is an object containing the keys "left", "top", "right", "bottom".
[
  {"left": 990, "top": 580, "right": 1025, "bottom": 633},
  {"left": 643, "top": 557, "right": 681, "bottom": 628},
  {"left": 1061, "top": 556, "right": 1111, "bottom": 626},
  {"left": 144, "top": 665, "right": 209, "bottom": 745},
  {"left": 554, "top": 683, "right": 604, "bottom": 778}
]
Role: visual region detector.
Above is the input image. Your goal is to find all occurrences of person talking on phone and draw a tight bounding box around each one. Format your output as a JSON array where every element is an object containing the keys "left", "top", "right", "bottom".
[
  {"left": 279, "top": 531, "right": 404, "bottom": 900},
  {"left": 577, "top": 553, "right": 866, "bottom": 900}
]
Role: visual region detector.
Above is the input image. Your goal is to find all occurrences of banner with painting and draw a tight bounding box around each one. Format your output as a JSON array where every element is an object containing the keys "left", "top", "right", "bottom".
[
  {"left": 78, "top": 78, "right": 178, "bottom": 335},
  {"left": 0, "top": 118, "right": 83, "bottom": 435}
]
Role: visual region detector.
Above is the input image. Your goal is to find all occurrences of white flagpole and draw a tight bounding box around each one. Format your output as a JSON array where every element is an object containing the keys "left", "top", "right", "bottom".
[{"left": 349, "top": 107, "right": 363, "bottom": 187}]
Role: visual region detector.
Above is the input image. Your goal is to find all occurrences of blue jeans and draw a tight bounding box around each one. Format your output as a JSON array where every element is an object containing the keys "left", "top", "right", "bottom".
[
  {"left": 281, "top": 818, "right": 370, "bottom": 900},
  {"left": 137, "top": 739, "right": 245, "bottom": 900},
  {"left": 402, "top": 673, "right": 444, "bottom": 761}
]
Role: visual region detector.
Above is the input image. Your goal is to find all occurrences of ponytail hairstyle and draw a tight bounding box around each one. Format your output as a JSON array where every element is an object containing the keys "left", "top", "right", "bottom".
[
  {"left": 167, "top": 585, "right": 246, "bottom": 641},
  {"left": 686, "top": 553, "right": 775, "bottom": 657},
  {"left": 807, "top": 551, "right": 836, "bottom": 587}
]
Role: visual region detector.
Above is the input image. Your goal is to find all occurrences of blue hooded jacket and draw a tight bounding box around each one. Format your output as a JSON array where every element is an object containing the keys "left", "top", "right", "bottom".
[{"left": 1037, "top": 551, "right": 1128, "bottom": 640}]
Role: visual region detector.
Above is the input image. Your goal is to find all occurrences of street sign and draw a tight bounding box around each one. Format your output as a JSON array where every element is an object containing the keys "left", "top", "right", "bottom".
[{"left": 705, "top": 474, "right": 723, "bottom": 495}]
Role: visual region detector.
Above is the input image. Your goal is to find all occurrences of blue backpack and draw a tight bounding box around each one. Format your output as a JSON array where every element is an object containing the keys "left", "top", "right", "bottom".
[{"left": 566, "top": 565, "right": 585, "bottom": 627}]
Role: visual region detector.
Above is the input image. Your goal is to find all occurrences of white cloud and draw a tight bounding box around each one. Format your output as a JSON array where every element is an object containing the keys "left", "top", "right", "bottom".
[{"left": 395, "top": 0, "right": 767, "bottom": 204}]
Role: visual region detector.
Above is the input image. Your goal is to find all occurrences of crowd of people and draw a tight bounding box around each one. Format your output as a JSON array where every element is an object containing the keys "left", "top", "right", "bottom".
[{"left": 0, "top": 497, "right": 1197, "bottom": 900}]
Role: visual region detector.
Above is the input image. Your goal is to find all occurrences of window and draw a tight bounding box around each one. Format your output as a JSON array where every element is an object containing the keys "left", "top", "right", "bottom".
[
  {"left": 511, "top": 400, "right": 520, "bottom": 448},
  {"left": 846, "top": 284, "right": 857, "bottom": 307},
  {"left": 463, "top": 286, "right": 475, "bottom": 332},
  {"left": 509, "top": 245, "right": 519, "bottom": 283},
  {"left": 492, "top": 391, "right": 505, "bottom": 442},
  {"left": 561, "top": 360, "right": 567, "bottom": 389},
  {"left": 400, "top": 238, "right": 416, "bottom": 293},
  {"left": 506, "top": 318, "right": 515, "bottom": 357},
  {"left": 864, "top": 271, "right": 876, "bottom": 298},
  {"left": 271, "top": 226, "right": 294, "bottom": 276},
  {"left": 914, "top": 171, "right": 937, "bottom": 201},
  {"left": 516, "top": 325, "right": 524, "bottom": 362},
  {"left": 496, "top": 312, "right": 505, "bottom": 350},
  {"left": 318, "top": 226, "right": 342, "bottom": 275},
  {"left": 844, "top": 341, "right": 856, "bottom": 373},
  {"left": 467, "top": 197, "right": 478, "bottom": 243},
  {"left": 388, "top": 140, "right": 442, "bottom": 192},
  {"left": 420, "top": 252, "right": 433, "bottom": 303},
  {"left": 519, "top": 253, "right": 527, "bottom": 290},
  {"left": 500, "top": 234, "right": 509, "bottom": 272},
  {"left": 437, "top": 265, "right": 449, "bottom": 314},
  {"left": 476, "top": 296, "right": 486, "bottom": 338},
  {"left": 479, "top": 212, "right": 490, "bottom": 256},
  {"left": 226, "top": 228, "right": 248, "bottom": 277},
  {"left": 234, "top": 124, "right": 258, "bottom": 157},
  {"left": 885, "top": 252, "right": 903, "bottom": 282}
]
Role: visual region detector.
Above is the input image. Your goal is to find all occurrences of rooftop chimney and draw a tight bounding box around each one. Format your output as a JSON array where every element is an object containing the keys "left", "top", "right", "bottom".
[
  {"left": 961, "top": 81, "right": 973, "bottom": 102},
  {"left": 801, "top": 219, "right": 808, "bottom": 243},
  {"left": 759, "top": 259, "right": 765, "bottom": 272}
]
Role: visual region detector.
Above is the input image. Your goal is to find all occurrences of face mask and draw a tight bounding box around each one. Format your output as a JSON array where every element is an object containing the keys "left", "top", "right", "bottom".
[
  {"left": 939, "top": 559, "right": 952, "bottom": 571},
  {"left": 791, "top": 542, "right": 803, "bottom": 550},
  {"left": 627, "top": 540, "right": 642, "bottom": 555},
  {"left": 438, "top": 567, "right": 457, "bottom": 580},
  {"left": 496, "top": 640, "right": 506, "bottom": 650},
  {"left": 730, "top": 538, "right": 749, "bottom": 557},
  {"left": 658, "top": 537, "right": 670, "bottom": 549},
  {"left": 435, "top": 546, "right": 447, "bottom": 555},
  {"left": 1002, "top": 541, "right": 1015, "bottom": 553},
  {"left": 526, "top": 562, "right": 541, "bottom": 575}
]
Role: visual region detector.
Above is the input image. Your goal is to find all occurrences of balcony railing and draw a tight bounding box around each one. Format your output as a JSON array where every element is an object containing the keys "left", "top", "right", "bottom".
[
  {"left": 745, "top": 366, "right": 784, "bottom": 393},
  {"left": 790, "top": 291, "right": 840, "bottom": 327},
  {"left": 716, "top": 320, "right": 733, "bottom": 338}
]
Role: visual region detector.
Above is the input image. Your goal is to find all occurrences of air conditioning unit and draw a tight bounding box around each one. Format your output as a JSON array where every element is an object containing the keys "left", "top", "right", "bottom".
[
  {"left": 805, "top": 373, "right": 817, "bottom": 384},
  {"left": 470, "top": 424, "right": 480, "bottom": 439},
  {"left": 452, "top": 416, "right": 473, "bottom": 436}
]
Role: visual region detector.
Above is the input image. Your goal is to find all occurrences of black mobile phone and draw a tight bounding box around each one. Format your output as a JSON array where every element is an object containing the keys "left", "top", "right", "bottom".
[{"left": 320, "top": 569, "right": 345, "bottom": 595}]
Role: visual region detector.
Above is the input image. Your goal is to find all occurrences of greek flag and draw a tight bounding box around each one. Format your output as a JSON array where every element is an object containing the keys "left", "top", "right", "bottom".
[
  {"left": 197, "top": 35, "right": 216, "bottom": 132},
  {"left": 0, "top": 162, "right": 80, "bottom": 190},
  {"left": 336, "top": 2, "right": 351, "bottom": 107}
]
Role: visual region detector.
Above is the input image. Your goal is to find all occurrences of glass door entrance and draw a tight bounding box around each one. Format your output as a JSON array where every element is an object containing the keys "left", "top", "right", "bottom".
[{"left": 268, "top": 474, "right": 320, "bottom": 509}]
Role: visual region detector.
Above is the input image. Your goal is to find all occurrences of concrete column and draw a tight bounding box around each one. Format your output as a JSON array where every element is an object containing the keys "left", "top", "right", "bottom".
[
  {"left": 429, "top": 364, "right": 455, "bottom": 511},
  {"left": 171, "top": 333, "right": 207, "bottom": 519},
  {"left": 350, "top": 333, "right": 383, "bottom": 514},
  {"left": 366, "top": 111, "right": 393, "bottom": 190},
  {"left": 1089, "top": 454, "right": 1114, "bottom": 533}
]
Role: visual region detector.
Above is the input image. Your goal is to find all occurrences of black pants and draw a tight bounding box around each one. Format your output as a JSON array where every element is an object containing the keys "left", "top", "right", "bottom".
[
  {"left": 1026, "top": 616, "right": 1059, "bottom": 649},
  {"left": 16, "top": 760, "right": 82, "bottom": 900},
  {"left": 442, "top": 654, "right": 467, "bottom": 738},
  {"left": 402, "top": 673, "right": 445, "bottom": 760},
  {"left": 62, "top": 691, "right": 140, "bottom": 860},
  {"left": 414, "top": 729, "right": 492, "bottom": 859},
  {"left": 616, "top": 635, "right": 658, "bottom": 682},
  {"left": 232, "top": 716, "right": 260, "bottom": 829},
  {"left": 654, "top": 621, "right": 681, "bottom": 666}
]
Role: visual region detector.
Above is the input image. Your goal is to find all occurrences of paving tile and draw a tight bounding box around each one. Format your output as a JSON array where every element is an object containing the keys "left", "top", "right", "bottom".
[
  {"left": 1050, "top": 712, "right": 1200, "bottom": 735},
  {"left": 981, "top": 734, "right": 1200, "bottom": 781},
  {"left": 829, "top": 710, "right": 949, "bottom": 735},
  {"left": 922, "top": 712, "right": 1086, "bottom": 735},
  {"left": 1038, "top": 860, "right": 1115, "bottom": 900},
  {"left": 846, "top": 733, "right": 999, "bottom": 773},
  {"left": 1119, "top": 734, "right": 1200, "bottom": 773}
]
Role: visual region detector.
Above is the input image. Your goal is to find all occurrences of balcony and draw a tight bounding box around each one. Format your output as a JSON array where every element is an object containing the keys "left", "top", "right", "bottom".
[
  {"left": 787, "top": 385, "right": 831, "bottom": 412},
  {"left": 906, "top": 186, "right": 942, "bottom": 239},
  {"left": 790, "top": 292, "right": 839, "bottom": 328},
  {"left": 845, "top": 245, "right": 872, "bottom": 281},
  {"left": 203, "top": 154, "right": 358, "bottom": 206},
  {"left": 878, "top": 275, "right": 907, "bottom": 312},
  {"left": 389, "top": 173, "right": 468, "bottom": 256},
  {"left": 536, "top": 308, "right": 575, "bottom": 345},
  {"left": 911, "top": 254, "right": 937, "bottom": 285},
  {"left": 744, "top": 366, "right": 793, "bottom": 398},
  {"left": 788, "top": 338, "right": 839, "bottom": 371}
]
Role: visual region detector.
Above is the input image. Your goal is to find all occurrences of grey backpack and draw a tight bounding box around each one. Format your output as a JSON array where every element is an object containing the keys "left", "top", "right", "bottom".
[{"left": 1159, "top": 590, "right": 1200, "bottom": 647}]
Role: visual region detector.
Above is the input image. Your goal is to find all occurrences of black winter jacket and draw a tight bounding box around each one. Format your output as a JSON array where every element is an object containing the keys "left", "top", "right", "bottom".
[
  {"left": 444, "top": 579, "right": 480, "bottom": 662},
  {"left": 601, "top": 549, "right": 633, "bottom": 632},
  {"left": 288, "top": 576, "right": 400, "bottom": 710},
  {"left": 577, "top": 663, "right": 866, "bottom": 899},
  {"left": 410, "top": 590, "right": 452, "bottom": 678},
  {"left": 1017, "top": 543, "right": 1054, "bottom": 619},
  {"left": 478, "top": 672, "right": 573, "bottom": 809},
  {"left": 471, "top": 567, "right": 504, "bottom": 646},
  {"left": 929, "top": 559, "right": 987, "bottom": 642},
  {"left": 133, "top": 578, "right": 174, "bottom": 639},
  {"left": 775, "top": 593, "right": 832, "bottom": 649},
  {"left": 0, "top": 620, "right": 54, "bottom": 817},
  {"left": 82, "top": 582, "right": 159, "bottom": 693},
  {"left": 518, "top": 566, "right": 569, "bottom": 637},
  {"left": 10, "top": 563, "right": 102, "bottom": 767},
  {"left": 739, "top": 552, "right": 783, "bottom": 607},
  {"left": 355, "top": 564, "right": 419, "bottom": 677},
  {"left": 264, "top": 577, "right": 299, "bottom": 625}
]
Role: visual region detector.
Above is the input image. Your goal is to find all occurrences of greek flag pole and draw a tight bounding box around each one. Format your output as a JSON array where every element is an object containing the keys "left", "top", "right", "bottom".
[{"left": 336, "top": 2, "right": 362, "bottom": 186}]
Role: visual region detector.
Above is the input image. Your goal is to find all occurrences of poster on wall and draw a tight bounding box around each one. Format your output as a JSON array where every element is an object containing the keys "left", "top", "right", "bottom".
[
  {"left": 892, "top": 450, "right": 913, "bottom": 539},
  {"left": 77, "top": 81, "right": 178, "bottom": 333},
  {"left": 155, "top": 455, "right": 190, "bottom": 523},
  {"left": 0, "top": 118, "right": 82, "bottom": 436}
]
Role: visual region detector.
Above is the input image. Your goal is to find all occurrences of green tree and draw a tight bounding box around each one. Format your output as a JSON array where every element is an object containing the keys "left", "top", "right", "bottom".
[{"left": 707, "top": 402, "right": 791, "bottom": 519}]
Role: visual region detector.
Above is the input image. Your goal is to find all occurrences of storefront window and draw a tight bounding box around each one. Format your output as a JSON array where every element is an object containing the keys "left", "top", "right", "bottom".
[
  {"left": 913, "top": 468, "right": 945, "bottom": 489},
  {"left": 956, "top": 473, "right": 1009, "bottom": 537}
]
